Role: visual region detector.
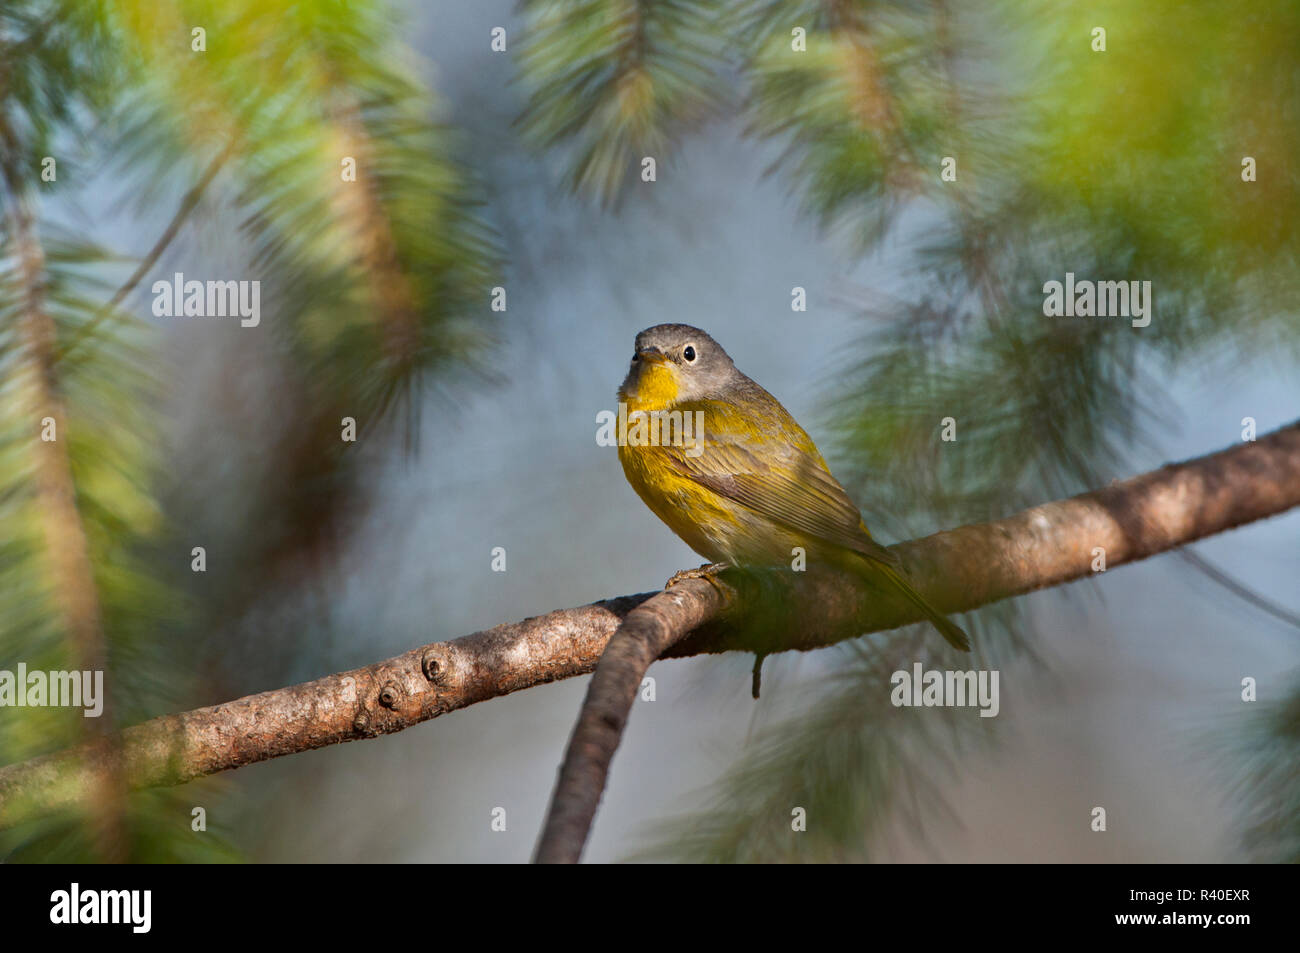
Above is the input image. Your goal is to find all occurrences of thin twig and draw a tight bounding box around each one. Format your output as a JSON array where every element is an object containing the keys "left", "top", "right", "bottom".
[
  {"left": 533, "top": 580, "right": 729, "bottom": 863},
  {"left": 54, "top": 138, "right": 237, "bottom": 365}
]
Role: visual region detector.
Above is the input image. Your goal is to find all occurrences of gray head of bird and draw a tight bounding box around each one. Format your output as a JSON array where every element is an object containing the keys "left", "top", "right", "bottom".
[{"left": 620, "top": 323, "right": 740, "bottom": 405}]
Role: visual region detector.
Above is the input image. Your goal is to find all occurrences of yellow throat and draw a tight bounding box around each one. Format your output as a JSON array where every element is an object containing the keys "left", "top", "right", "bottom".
[{"left": 619, "top": 359, "right": 680, "bottom": 412}]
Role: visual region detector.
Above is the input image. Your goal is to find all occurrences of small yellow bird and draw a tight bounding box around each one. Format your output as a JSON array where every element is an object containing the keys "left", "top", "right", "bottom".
[{"left": 617, "top": 323, "right": 969, "bottom": 652}]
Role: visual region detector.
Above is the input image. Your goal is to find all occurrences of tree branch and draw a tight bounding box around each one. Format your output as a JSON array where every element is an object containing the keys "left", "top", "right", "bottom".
[
  {"left": 1, "top": 422, "right": 1297, "bottom": 834},
  {"left": 531, "top": 420, "right": 1300, "bottom": 861},
  {"left": 532, "top": 580, "right": 727, "bottom": 863}
]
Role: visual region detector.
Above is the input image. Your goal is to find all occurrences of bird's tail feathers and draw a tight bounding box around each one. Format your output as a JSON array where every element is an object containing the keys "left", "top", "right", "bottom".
[{"left": 872, "top": 562, "right": 970, "bottom": 652}]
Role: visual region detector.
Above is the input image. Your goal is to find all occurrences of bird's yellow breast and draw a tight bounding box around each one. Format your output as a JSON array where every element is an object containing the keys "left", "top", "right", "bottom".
[
  {"left": 617, "top": 438, "right": 743, "bottom": 562},
  {"left": 615, "top": 364, "right": 843, "bottom": 564}
]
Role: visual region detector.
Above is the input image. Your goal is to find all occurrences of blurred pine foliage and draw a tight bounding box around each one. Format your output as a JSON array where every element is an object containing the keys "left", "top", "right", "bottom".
[
  {"left": 0, "top": 0, "right": 499, "bottom": 861},
  {"left": 1, "top": 0, "right": 1294, "bottom": 864},
  {"left": 516, "top": 0, "right": 1300, "bottom": 861}
]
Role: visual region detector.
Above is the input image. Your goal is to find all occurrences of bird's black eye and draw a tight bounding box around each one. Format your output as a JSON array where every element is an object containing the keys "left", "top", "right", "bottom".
[{"left": 682, "top": 345, "right": 696, "bottom": 362}]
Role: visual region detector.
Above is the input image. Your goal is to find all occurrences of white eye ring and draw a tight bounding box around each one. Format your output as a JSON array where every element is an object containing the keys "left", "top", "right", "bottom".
[{"left": 683, "top": 344, "right": 697, "bottom": 362}]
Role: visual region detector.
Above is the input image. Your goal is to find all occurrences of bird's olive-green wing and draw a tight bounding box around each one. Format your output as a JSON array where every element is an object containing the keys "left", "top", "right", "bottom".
[{"left": 664, "top": 421, "right": 901, "bottom": 570}]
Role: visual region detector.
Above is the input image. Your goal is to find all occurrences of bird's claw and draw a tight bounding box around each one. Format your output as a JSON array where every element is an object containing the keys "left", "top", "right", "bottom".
[{"left": 665, "top": 562, "right": 730, "bottom": 590}]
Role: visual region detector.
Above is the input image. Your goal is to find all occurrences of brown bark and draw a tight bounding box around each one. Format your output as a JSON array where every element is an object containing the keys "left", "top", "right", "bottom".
[
  {"left": 0, "top": 421, "right": 1297, "bottom": 835},
  {"left": 533, "top": 580, "right": 727, "bottom": 863}
]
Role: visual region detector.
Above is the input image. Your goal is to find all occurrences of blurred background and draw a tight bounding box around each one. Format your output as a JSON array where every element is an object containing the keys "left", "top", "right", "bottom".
[{"left": 0, "top": 0, "right": 1296, "bottom": 862}]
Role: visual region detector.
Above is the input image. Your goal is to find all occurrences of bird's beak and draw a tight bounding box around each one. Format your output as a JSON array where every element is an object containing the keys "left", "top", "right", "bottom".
[{"left": 636, "top": 347, "right": 667, "bottom": 365}]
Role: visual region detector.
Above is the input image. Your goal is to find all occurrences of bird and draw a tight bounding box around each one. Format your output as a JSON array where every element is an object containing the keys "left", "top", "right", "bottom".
[{"left": 616, "top": 323, "right": 969, "bottom": 652}]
